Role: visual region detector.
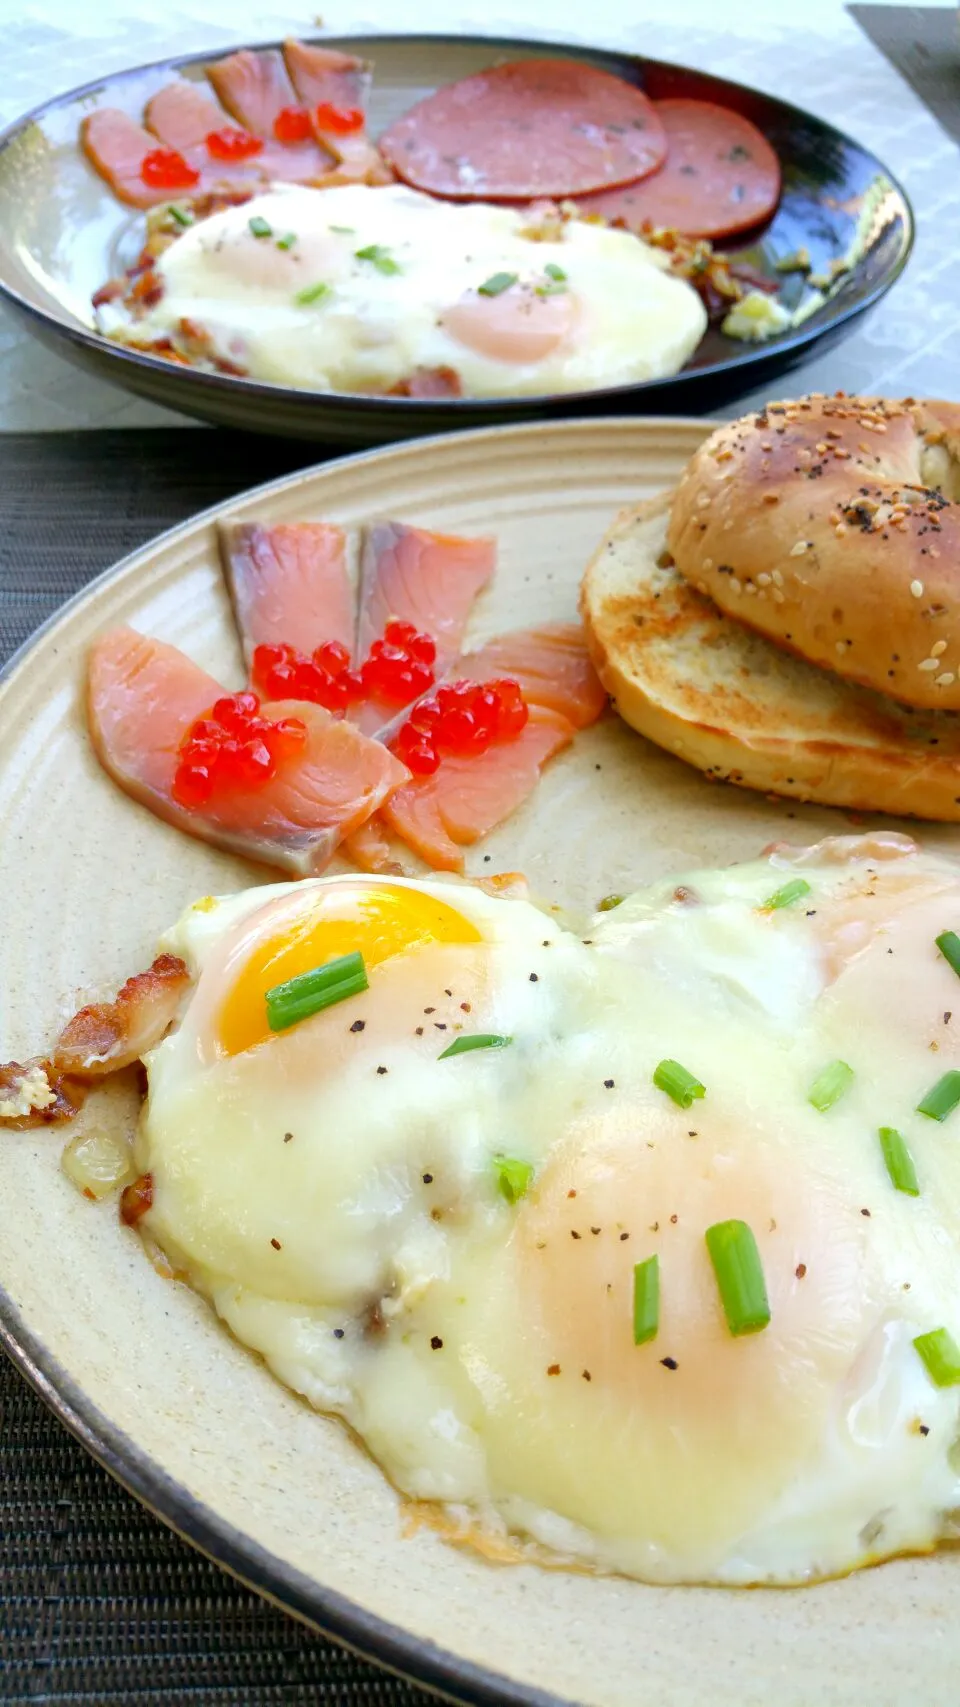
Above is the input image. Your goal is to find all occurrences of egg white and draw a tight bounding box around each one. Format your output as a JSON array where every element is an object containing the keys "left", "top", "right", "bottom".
[
  {"left": 107, "top": 183, "right": 707, "bottom": 397},
  {"left": 136, "top": 839, "right": 960, "bottom": 1585}
]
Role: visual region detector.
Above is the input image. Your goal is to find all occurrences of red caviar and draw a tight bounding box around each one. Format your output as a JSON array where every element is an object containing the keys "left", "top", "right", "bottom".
[
  {"left": 206, "top": 126, "right": 264, "bottom": 162},
  {"left": 141, "top": 148, "right": 200, "bottom": 191},
  {"left": 273, "top": 105, "right": 313, "bottom": 144},
  {"left": 252, "top": 640, "right": 364, "bottom": 715},
  {"left": 393, "top": 677, "right": 528, "bottom": 775},
  {"left": 313, "top": 102, "right": 365, "bottom": 135},
  {"left": 172, "top": 693, "right": 307, "bottom": 809},
  {"left": 361, "top": 620, "right": 436, "bottom": 706}
]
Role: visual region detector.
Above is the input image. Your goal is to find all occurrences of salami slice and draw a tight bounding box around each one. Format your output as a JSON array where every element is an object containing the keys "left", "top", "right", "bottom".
[
  {"left": 379, "top": 57, "right": 667, "bottom": 201},
  {"left": 577, "top": 99, "right": 780, "bottom": 240}
]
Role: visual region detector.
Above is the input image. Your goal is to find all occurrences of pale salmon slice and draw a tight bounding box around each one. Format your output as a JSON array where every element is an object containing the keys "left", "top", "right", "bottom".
[
  {"left": 381, "top": 705, "right": 573, "bottom": 873},
  {"left": 456, "top": 623, "right": 607, "bottom": 729},
  {"left": 207, "top": 48, "right": 337, "bottom": 180},
  {"left": 88, "top": 627, "right": 407, "bottom": 877},
  {"left": 282, "top": 38, "right": 390, "bottom": 184},
  {"left": 81, "top": 109, "right": 204, "bottom": 208},
  {"left": 354, "top": 521, "right": 496, "bottom": 733},
  {"left": 341, "top": 816, "right": 406, "bottom": 875},
  {"left": 145, "top": 81, "right": 236, "bottom": 151},
  {"left": 219, "top": 521, "right": 354, "bottom": 667}
]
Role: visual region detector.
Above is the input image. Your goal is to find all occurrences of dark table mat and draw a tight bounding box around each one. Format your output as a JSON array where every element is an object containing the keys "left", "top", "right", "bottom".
[
  {"left": 0, "top": 430, "right": 432, "bottom": 1707},
  {"left": 850, "top": 4, "right": 960, "bottom": 143}
]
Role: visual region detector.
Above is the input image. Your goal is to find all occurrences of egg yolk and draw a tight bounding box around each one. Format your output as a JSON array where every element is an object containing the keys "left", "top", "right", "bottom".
[
  {"left": 440, "top": 284, "right": 578, "bottom": 365},
  {"left": 217, "top": 880, "right": 481, "bottom": 1056}
]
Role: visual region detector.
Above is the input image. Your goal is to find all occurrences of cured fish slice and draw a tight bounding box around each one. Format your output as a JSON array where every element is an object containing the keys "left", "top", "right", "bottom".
[
  {"left": 283, "top": 38, "right": 391, "bottom": 185},
  {"left": 207, "top": 47, "right": 337, "bottom": 180},
  {"left": 341, "top": 816, "right": 406, "bottom": 875},
  {"left": 88, "top": 627, "right": 407, "bottom": 877},
  {"left": 219, "top": 521, "right": 354, "bottom": 667},
  {"left": 81, "top": 109, "right": 209, "bottom": 208},
  {"left": 354, "top": 521, "right": 496, "bottom": 731},
  {"left": 455, "top": 623, "right": 607, "bottom": 728},
  {"left": 145, "top": 80, "right": 239, "bottom": 151},
  {"left": 382, "top": 705, "right": 573, "bottom": 872}
]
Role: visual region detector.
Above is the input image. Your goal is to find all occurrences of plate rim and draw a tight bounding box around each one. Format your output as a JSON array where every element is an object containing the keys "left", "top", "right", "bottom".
[
  {"left": 0, "top": 28, "right": 915, "bottom": 421},
  {"left": 0, "top": 411, "right": 716, "bottom": 1707}
]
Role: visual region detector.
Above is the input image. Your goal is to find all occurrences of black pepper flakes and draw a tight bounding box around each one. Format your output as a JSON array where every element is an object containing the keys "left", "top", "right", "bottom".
[
  {"left": 547, "top": 1363, "right": 561, "bottom": 1376},
  {"left": 350, "top": 1019, "right": 366, "bottom": 1033},
  {"left": 582, "top": 1369, "right": 592, "bottom": 1381},
  {"left": 660, "top": 1356, "right": 678, "bottom": 1371},
  {"left": 376, "top": 1065, "right": 388, "bottom": 1075},
  {"left": 604, "top": 1078, "right": 615, "bottom": 1089},
  {"left": 571, "top": 1229, "right": 582, "bottom": 1240},
  {"left": 270, "top": 1237, "right": 281, "bottom": 1250},
  {"left": 422, "top": 1172, "right": 434, "bottom": 1185},
  {"left": 283, "top": 1132, "right": 293, "bottom": 1143},
  {"left": 619, "top": 1231, "right": 629, "bottom": 1241},
  {"left": 861, "top": 1208, "right": 871, "bottom": 1217},
  {"left": 415, "top": 1026, "right": 424, "bottom": 1036},
  {"left": 529, "top": 972, "right": 539, "bottom": 983},
  {"left": 430, "top": 1336, "right": 444, "bottom": 1350},
  {"left": 920, "top": 1424, "right": 930, "bottom": 1436},
  {"left": 461, "top": 1001, "right": 472, "bottom": 1012},
  {"left": 333, "top": 1327, "right": 345, "bottom": 1339}
]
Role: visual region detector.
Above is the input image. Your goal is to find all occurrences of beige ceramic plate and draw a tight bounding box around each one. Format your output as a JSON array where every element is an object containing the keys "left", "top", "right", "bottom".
[{"left": 0, "top": 418, "right": 957, "bottom": 1707}]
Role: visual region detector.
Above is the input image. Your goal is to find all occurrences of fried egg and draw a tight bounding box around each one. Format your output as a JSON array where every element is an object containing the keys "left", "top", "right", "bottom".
[
  {"left": 136, "top": 833, "right": 960, "bottom": 1586},
  {"left": 108, "top": 183, "right": 707, "bottom": 397}
]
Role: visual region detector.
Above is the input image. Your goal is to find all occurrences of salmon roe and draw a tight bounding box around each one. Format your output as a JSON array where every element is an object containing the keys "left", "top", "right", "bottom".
[
  {"left": 252, "top": 640, "right": 365, "bottom": 714},
  {"left": 140, "top": 148, "right": 200, "bottom": 190},
  {"left": 362, "top": 620, "right": 437, "bottom": 705},
  {"left": 313, "top": 101, "right": 364, "bottom": 134},
  {"left": 205, "top": 126, "right": 264, "bottom": 162},
  {"left": 172, "top": 692, "right": 307, "bottom": 809},
  {"left": 393, "top": 677, "right": 528, "bottom": 775},
  {"left": 273, "top": 105, "right": 313, "bottom": 144}
]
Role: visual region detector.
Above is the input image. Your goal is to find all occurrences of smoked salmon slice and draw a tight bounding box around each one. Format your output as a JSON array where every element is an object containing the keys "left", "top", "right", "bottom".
[
  {"left": 145, "top": 81, "right": 237, "bottom": 151},
  {"left": 283, "top": 38, "right": 390, "bottom": 185},
  {"left": 341, "top": 816, "right": 405, "bottom": 875},
  {"left": 81, "top": 109, "right": 204, "bottom": 208},
  {"left": 206, "top": 48, "right": 336, "bottom": 179},
  {"left": 381, "top": 705, "right": 573, "bottom": 872},
  {"left": 88, "top": 627, "right": 407, "bottom": 877},
  {"left": 353, "top": 522, "right": 496, "bottom": 732},
  {"left": 455, "top": 623, "right": 607, "bottom": 728},
  {"left": 219, "top": 521, "right": 354, "bottom": 667}
]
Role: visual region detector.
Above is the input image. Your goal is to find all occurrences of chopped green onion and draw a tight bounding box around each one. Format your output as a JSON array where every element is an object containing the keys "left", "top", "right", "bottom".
[
  {"left": 598, "top": 894, "right": 625, "bottom": 912},
  {"left": 294, "top": 281, "right": 331, "bottom": 306},
  {"left": 265, "top": 951, "right": 367, "bottom": 1032},
  {"left": 535, "top": 282, "right": 567, "bottom": 296},
  {"left": 913, "top": 1327, "right": 960, "bottom": 1387},
  {"left": 544, "top": 261, "right": 567, "bottom": 281},
  {"left": 705, "top": 1219, "right": 770, "bottom": 1337},
  {"left": 878, "top": 1126, "right": 919, "bottom": 1196},
  {"left": 276, "top": 231, "right": 298, "bottom": 251},
  {"left": 249, "top": 215, "right": 273, "bottom": 239},
  {"left": 493, "top": 1153, "right": 533, "bottom": 1203},
  {"left": 329, "top": 224, "right": 355, "bottom": 233},
  {"left": 653, "top": 1058, "right": 705, "bottom": 1109},
  {"left": 632, "top": 1255, "right": 659, "bottom": 1346},
  {"left": 917, "top": 1069, "right": 960, "bottom": 1122},
  {"left": 762, "top": 877, "right": 811, "bottom": 912},
  {"left": 808, "top": 1059, "right": 854, "bottom": 1112},
  {"left": 936, "top": 931, "right": 960, "bottom": 980},
  {"left": 170, "top": 204, "right": 194, "bottom": 228},
  {"left": 439, "top": 1033, "right": 512, "bottom": 1060},
  {"left": 477, "top": 271, "right": 518, "bottom": 297},
  {"left": 355, "top": 243, "right": 401, "bottom": 275}
]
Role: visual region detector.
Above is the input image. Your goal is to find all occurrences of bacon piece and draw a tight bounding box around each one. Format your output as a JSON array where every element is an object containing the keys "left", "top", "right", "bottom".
[
  {"left": 88, "top": 627, "right": 407, "bottom": 877},
  {"left": 386, "top": 366, "right": 463, "bottom": 399},
  {"left": 219, "top": 520, "right": 354, "bottom": 667},
  {"left": 0, "top": 953, "right": 189, "bottom": 1131},
  {"left": 382, "top": 705, "right": 573, "bottom": 872},
  {"left": 55, "top": 954, "right": 190, "bottom": 1076},
  {"left": 120, "top": 1172, "right": 154, "bottom": 1225}
]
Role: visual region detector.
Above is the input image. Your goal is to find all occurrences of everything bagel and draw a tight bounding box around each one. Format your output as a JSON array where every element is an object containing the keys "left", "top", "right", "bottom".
[{"left": 667, "top": 394, "right": 960, "bottom": 710}]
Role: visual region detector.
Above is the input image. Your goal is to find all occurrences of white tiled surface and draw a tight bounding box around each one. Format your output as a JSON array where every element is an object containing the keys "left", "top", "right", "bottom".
[{"left": 0, "top": 0, "right": 957, "bottom": 429}]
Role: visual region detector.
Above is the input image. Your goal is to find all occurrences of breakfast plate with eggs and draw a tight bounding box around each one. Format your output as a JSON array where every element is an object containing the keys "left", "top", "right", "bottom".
[
  {"left": 0, "top": 32, "right": 911, "bottom": 442},
  {"left": 2, "top": 411, "right": 960, "bottom": 1706}
]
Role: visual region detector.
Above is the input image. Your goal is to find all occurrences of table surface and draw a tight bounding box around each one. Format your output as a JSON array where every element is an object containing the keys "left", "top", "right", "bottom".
[{"left": 0, "top": 0, "right": 958, "bottom": 431}]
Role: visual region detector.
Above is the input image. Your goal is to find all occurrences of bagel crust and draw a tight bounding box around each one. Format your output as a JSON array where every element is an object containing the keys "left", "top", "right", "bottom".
[{"left": 667, "top": 394, "right": 960, "bottom": 710}]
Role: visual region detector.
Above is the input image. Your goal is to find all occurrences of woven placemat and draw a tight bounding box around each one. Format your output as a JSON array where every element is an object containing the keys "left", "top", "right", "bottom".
[
  {"left": 850, "top": 4, "right": 960, "bottom": 145},
  {"left": 0, "top": 429, "right": 431, "bottom": 1707}
]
